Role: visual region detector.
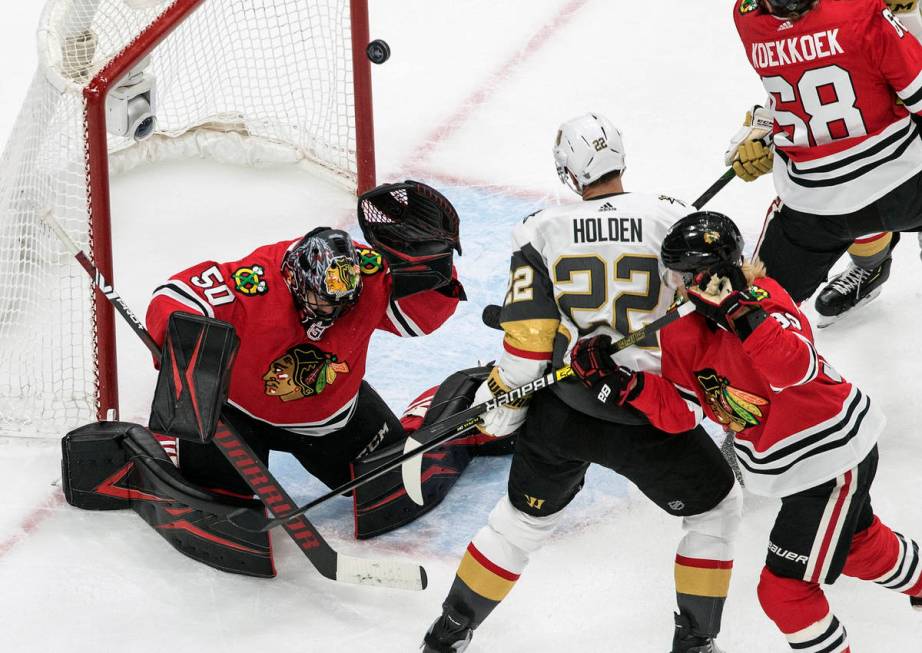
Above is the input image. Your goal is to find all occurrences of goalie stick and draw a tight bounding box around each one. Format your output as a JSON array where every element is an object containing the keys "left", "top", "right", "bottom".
[
  {"left": 226, "top": 299, "right": 696, "bottom": 532},
  {"left": 43, "top": 211, "right": 426, "bottom": 592}
]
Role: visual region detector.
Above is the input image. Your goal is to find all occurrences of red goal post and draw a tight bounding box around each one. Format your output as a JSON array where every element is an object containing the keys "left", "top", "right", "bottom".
[{"left": 0, "top": 0, "right": 376, "bottom": 437}]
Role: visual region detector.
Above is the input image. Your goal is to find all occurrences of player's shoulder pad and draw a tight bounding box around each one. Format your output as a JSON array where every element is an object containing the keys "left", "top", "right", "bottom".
[
  {"left": 229, "top": 262, "right": 271, "bottom": 297},
  {"left": 737, "top": 0, "right": 761, "bottom": 16},
  {"left": 746, "top": 276, "right": 796, "bottom": 311},
  {"left": 356, "top": 246, "right": 385, "bottom": 276}
]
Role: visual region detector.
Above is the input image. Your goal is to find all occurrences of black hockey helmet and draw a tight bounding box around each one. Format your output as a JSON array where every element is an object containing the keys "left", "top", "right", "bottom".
[
  {"left": 661, "top": 211, "right": 746, "bottom": 289},
  {"left": 761, "top": 0, "right": 818, "bottom": 18},
  {"left": 281, "top": 227, "right": 362, "bottom": 327}
]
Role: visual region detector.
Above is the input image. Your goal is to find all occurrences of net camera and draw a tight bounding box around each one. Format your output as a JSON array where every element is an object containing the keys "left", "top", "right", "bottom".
[{"left": 105, "top": 57, "right": 157, "bottom": 141}]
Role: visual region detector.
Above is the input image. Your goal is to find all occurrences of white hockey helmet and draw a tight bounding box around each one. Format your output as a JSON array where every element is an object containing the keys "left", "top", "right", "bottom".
[{"left": 553, "top": 113, "right": 626, "bottom": 195}]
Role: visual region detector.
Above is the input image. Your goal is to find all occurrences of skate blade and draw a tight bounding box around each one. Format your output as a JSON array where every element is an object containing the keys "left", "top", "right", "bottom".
[{"left": 816, "top": 288, "right": 882, "bottom": 328}]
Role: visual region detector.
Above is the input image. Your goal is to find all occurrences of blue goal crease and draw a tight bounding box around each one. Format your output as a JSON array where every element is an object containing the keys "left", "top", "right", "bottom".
[{"left": 273, "top": 184, "right": 630, "bottom": 555}]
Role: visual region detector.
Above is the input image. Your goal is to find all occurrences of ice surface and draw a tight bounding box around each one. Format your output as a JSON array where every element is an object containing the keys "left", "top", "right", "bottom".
[{"left": 2, "top": 2, "right": 922, "bottom": 651}]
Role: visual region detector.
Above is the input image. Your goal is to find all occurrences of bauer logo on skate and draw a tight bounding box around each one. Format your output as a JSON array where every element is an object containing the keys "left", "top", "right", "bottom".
[{"left": 262, "top": 345, "right": 349, "bottom": 402}]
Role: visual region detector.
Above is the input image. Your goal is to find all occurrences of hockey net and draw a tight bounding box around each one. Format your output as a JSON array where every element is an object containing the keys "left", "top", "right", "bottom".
[{"left": 0, "top": 0, "right": 375, "bottom": 437}]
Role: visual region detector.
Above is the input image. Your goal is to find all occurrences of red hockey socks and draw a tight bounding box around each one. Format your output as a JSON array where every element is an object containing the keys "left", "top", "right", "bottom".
[
  {"left": 757, "top": 567, "right": 849, "bottom": 652},
  {"left": 843, "top": 515, "right": 922, "bottom": 596}
]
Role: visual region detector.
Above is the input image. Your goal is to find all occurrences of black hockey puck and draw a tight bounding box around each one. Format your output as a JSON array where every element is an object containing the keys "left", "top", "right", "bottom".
[
  {"left": 482, "top": 304, "right": 502, "bottom": 330},
  {"left": 366, "top": 39, "right": 391, "bottom": 64}
]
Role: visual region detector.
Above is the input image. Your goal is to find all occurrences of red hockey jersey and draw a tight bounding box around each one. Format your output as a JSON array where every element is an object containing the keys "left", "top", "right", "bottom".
[
  {"left": 146, "top": 238, "right": 461, "bottom": 436},
  {"left": 734, "top": 0, "right": 922, "bottom": 214},
  {"left": 627, "top": 277, "right": 884, "bottom": 497}
]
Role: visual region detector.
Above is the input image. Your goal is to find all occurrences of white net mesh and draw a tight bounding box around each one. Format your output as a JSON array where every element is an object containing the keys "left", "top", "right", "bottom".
[{"left": 0, "top": 0, "right": 363, "bottom": 437}]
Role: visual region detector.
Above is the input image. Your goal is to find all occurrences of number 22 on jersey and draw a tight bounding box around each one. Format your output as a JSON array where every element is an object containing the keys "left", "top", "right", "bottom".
[{"left": 507, "top": 255, "right": 663, "bottom": 349}]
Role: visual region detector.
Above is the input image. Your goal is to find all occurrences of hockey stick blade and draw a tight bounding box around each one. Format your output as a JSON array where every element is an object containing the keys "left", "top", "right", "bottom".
[
  {"left": 692, "top": 168, "right": 735, "bottom": 210},
  {"left": 234, "top": 300, "right": 696, "bottom": 531},
  {"left": 46, "top": 211, "right": 426, "bottom": 592}
]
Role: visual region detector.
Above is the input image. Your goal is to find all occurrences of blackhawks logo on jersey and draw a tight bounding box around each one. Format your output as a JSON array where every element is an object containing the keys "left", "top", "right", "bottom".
[
  {"left": 232, "top": 265, "right": 268, "bottom": 296},
  {"left": 358, "top": 248, "right": 383, "bottom": 275},
  {"left": 695, "top": 369, "right": 768, "bottom": 433},
  {"left": 739, "top": 0, "right": 759, "bottom": 14},
  {"left": 748, "top": 284, "right": 770, "bottom": 301},
  {"left": 262, "top": 345, "right": 349, "bottom": 402}
]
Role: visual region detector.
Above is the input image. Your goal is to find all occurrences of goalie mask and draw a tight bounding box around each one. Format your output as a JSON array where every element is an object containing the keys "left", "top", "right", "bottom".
[
  {"left": 281, "top": 227, "right": 362, "bottom": 328},
  {"left": 553, "top": 112, "right": 626, "bottom": 195},
  {"left": 660, "top": 211, "right": 747, "bottom": 291}
]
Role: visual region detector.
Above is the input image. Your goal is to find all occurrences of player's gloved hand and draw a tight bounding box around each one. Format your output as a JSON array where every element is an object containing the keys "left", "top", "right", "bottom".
[
  {"left": 725, "top": 106, "right": 774, "bottom": 182},
  {"left": 685, "top": 275, "right": 767, "bottom": 340},
  {"left": 570, "top": 335, "right": 641, "bottom": 406},
  {"left": 472, "top": 367, "right": 527, "bottom": 438}
]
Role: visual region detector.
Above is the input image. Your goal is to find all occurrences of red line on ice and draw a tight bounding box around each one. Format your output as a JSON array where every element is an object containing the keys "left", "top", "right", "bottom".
[
  {"left": 0, "top": 489, "right": 65, "bottom": 559},
  {"left": 400, "top": 0, "right": 591, "bottom": 180}
]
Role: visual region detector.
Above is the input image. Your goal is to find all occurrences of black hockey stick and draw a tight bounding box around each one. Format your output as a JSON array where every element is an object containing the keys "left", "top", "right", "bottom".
[
  {"left": 230, "top": 300, "right": 696, "bottom": 532},
  {"left": 692, "top": 168, "right": 736, "bottom": 210},
  {"left": 44, "top": 212, "right": 426, "bottom": 591}
]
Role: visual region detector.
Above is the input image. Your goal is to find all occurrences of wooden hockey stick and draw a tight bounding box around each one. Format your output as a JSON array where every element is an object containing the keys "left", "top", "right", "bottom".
[
  {"left": 229, "top": 300, "right": 696, "bottom": 532},
  {"left": 44, "top": 211, "right": 426, "bottom": 591}
]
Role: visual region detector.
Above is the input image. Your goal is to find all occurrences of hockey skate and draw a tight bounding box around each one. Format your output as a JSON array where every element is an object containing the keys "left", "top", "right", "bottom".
[
  {"left": 814, "top": 257, "right": 892, "bottom": 328},
  {"left": 421, "top": 606, "right": 473, "bottom": 653},
  {"left": 671, "top": 612, "right": 725, "bottom": 653}
]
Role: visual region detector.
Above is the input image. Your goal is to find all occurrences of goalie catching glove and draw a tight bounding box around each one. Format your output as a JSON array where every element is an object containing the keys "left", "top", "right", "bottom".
[
  {"left": 358, "top": 180, "right": 464, "bottom": 299},
  {"left": 725, "top": 105, "right": 774, "bottom": 182},
  {"left": 472, "top": 367, "right": 529, "bottom": 437},
  {"left": 569, "top": 335, "right": 643, "bottom": 407}
]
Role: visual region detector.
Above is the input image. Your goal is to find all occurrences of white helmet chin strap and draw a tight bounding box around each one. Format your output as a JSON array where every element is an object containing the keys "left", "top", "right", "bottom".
[{"left": 557, "top": 166, "right": 583, "bottom": 195}]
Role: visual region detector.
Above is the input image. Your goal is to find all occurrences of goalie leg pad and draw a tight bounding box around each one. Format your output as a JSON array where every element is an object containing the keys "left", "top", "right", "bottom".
[
  {"left": 149, "top": 312, "right": 239, "bottom": 443},
  {"left": 351, "top": 366, "right": 515, "bottom": 539},
  {"left": 62, "top": 422, "right": 275, "bottom": 578},
  {"left": 351, "top": 436, "right": 473, "bottom": 539}
]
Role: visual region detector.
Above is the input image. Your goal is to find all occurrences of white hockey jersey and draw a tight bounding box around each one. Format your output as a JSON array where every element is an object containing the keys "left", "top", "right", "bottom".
[{"left": 494, "top": 192, "right": 691, "bottom": 423}]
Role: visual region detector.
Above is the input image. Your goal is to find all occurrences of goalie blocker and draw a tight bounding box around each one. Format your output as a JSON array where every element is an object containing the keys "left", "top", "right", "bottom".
[{"left": 149, "top": 312, "right": 239, "bottom": 444}]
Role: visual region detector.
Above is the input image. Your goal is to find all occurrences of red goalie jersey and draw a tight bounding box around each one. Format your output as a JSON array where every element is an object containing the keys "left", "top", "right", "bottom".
[
  {"left": 146, "top": 237, "right": 461, "bottom": 436},
  {"left": 734, "top": 0, "right": 922, "bottom": 214},
  {"left": 627, "top": 277, "right": 885, "bottom": 497}
]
